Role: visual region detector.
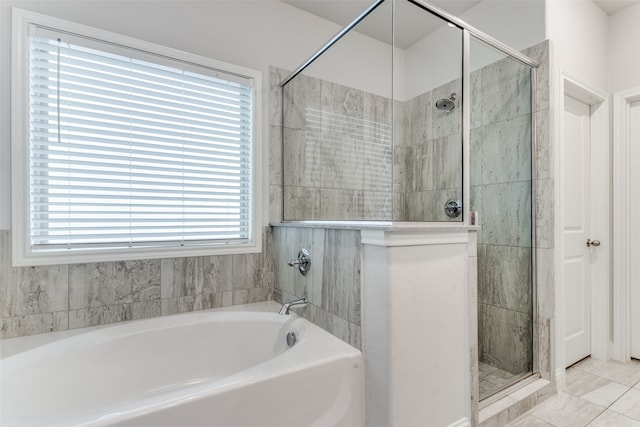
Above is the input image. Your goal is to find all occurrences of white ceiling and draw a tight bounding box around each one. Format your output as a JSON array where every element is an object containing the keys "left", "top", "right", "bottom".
[
  {"left": 281, "top": 0, "right": 481, "bottom": 49},
  {"left": 283, "top": 0, "right": 640, "bottom": 48},
  {"left": 592, "top": 0, "right": 640, "bottom": 15}
]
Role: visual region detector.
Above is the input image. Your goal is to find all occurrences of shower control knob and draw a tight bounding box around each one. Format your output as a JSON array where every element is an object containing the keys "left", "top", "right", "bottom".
[
  {"left": 444, "top": 198, "right": 462, "bottom": 218},
  {"left": 586, "top": 239, "right": 601, "bottom": 247}
]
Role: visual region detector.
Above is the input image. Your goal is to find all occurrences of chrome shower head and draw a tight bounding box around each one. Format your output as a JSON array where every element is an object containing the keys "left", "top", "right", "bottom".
[{"left": 435, "top": 93, "right": 457, "bottom": 112}]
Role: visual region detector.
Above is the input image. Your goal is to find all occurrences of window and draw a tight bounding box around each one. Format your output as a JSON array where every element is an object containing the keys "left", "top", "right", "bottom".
[{"left": 12, "top": 9, "right": 262, "bottom": 266}]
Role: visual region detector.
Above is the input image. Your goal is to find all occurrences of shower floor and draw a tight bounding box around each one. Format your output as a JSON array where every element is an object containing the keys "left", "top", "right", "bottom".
[{"left": 479, "top": 361, "right": 523, "bottom": 400}]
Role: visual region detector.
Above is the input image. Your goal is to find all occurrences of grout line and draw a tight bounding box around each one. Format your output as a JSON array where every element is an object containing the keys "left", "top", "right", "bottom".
[
  {"left": 534, "top": 414, "right": 557, "bottom": 427},
  {"left": 583, "top": 406, "right": 609, "bottom": 427},
  {"left": 574, "top": 366, "right": 637, "bottom": 389},
  {"left": 567, "top": 360, "right": 640, "bottom": 426},
  {"left": 522, "top": 413, "right": 559, "bottom": 427},
  {"left": 511, "top": 359, "right": 640, "bottom": 427},
  {"left": 603, "top": 384, "right": 634, "bottom": 412}
]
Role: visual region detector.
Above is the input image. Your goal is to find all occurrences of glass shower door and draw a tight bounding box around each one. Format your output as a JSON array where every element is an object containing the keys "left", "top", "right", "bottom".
[{"left": 470, "top": 35, "right": 534, "bottom": 400}]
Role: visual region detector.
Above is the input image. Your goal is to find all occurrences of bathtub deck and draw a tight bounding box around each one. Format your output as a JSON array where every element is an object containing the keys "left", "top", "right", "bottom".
[{"left": 0, "top": 301, "right": 282, "bottom": 358}]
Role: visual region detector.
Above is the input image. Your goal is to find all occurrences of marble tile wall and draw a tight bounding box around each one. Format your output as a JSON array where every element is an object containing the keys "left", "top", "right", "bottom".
[
  {"left": 281, "top": 70, "right": 393, "bottom": 221},
  {"left": 0, "top": 228, "right": 274, "bottom": 338},
  {"left": 524, "top": 40, "right": 554, "bottom": 387},
  {"left": 396, "top": 80, "right": 463, "bottom": 222},
  {"left": 272, "top": 226, "right": 361, "bottom": 349},
  {"left": 469, "top": 230, "right": 481, "bottom": 426},
  {"left": 269, "top": 68, "right": 285, "bottom": 223}
]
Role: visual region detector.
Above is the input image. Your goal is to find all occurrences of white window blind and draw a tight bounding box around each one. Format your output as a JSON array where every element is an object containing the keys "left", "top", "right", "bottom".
[{"left": 28, "top": 33, "right": 254, "bottom": 251}]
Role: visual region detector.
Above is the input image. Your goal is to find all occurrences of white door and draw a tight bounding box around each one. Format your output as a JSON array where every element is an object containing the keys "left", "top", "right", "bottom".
[
  {"left": 563, "top": 94, "right": 593, "bottom": 367},
  {"left": 630, "top": 100, "right": 640, "bottom": 359}
]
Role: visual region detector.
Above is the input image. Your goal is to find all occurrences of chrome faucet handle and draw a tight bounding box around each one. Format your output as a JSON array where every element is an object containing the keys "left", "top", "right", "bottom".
[
  {"left": 278, "top": 296, "right": 308, "bottom": 315},
  {"left": 288, "top": 248, "right": 311, "bottom": 276}
]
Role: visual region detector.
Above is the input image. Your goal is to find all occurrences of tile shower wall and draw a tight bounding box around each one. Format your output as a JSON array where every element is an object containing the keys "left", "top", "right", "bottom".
[
  {"left": 397, "top": 80, "right": 462, "bottom": 221},
  {"left": 0, "top": 229, "right": 274, "bottom": 338},
  {"left": 527, "top": 40, "right": 554, "bottom": 386},
  {"left": 282, "top": 73, "right": 393, "bottom": 220}
]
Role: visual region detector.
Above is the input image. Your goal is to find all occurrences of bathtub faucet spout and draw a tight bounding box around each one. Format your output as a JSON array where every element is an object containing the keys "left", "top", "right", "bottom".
[{"left": 278, "top": 296, "right": 308, "bottom": 315}]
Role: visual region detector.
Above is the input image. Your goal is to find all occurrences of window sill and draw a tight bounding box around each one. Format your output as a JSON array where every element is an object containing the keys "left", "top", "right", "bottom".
[{"left": 11, "top": 240, "right": 262, "bottom": 267}]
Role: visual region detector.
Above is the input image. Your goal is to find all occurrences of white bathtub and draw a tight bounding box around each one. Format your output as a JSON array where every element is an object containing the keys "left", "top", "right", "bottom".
[{"left": 0, "top": 302, "right": 364, "bottom": 427}]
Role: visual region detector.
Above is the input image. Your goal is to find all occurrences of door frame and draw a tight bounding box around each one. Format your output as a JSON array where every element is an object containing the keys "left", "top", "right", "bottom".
[
  {"left": 612, "top": 86, "right": 640, "bottom": 361},
  {"left": 555, "top": 71, "right": 610, "bottom": 386}
]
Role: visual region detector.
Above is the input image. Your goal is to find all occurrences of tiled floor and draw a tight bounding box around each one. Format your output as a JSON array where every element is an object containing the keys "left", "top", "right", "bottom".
[
  {"left": 480, "top": 361, "right": 522, "bottom": 400},
  {"left": 505, "top": 357, "right": 640, "bottom": 426}
]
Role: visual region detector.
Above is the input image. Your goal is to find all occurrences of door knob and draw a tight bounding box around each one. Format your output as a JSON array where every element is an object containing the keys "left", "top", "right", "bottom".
[{"left": 586, "top": 239, "right": 601, "bottom": 247}]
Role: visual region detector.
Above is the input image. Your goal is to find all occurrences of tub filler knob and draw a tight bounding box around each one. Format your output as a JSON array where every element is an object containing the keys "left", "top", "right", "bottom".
[{"left": 287, "top": 248, "right": 311, "bottom": 276}]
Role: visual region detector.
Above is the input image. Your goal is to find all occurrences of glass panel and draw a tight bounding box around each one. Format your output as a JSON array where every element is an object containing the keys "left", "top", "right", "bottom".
[
  {"left": 470, "top": 35, "right": 534, "bottom": 400},
  {"left": 282, "top": 0, "right": 463, "bottom": 222},
  {"left": 282, "top": 0, "right": 393, "bottom": 221},
  {"left": 394, "top": 0, "right": 463, "bottom": 221}
]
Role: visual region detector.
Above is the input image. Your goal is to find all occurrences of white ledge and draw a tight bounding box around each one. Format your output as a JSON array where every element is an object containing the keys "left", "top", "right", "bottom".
[
  {"left": 271, "top": 221, "right": 479, "bottom": 232},
  {"left": 361, "top": 228, "right": 471, "bottom": 247}
]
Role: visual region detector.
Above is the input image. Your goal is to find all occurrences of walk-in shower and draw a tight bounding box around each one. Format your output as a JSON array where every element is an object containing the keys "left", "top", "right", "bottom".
[{"left": 280, "top": 0, "right": 537, "bottom": 403}]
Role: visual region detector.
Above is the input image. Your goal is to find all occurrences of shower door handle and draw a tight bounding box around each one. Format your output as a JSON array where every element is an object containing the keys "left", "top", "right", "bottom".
[{"left": 586, "top": 239, "right": 601, "bottom": 247}]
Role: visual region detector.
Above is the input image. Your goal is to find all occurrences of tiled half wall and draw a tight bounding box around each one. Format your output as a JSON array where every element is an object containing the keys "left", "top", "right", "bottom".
[{"left": 272, "top": 226, "right": 361, "bottom": 349}]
